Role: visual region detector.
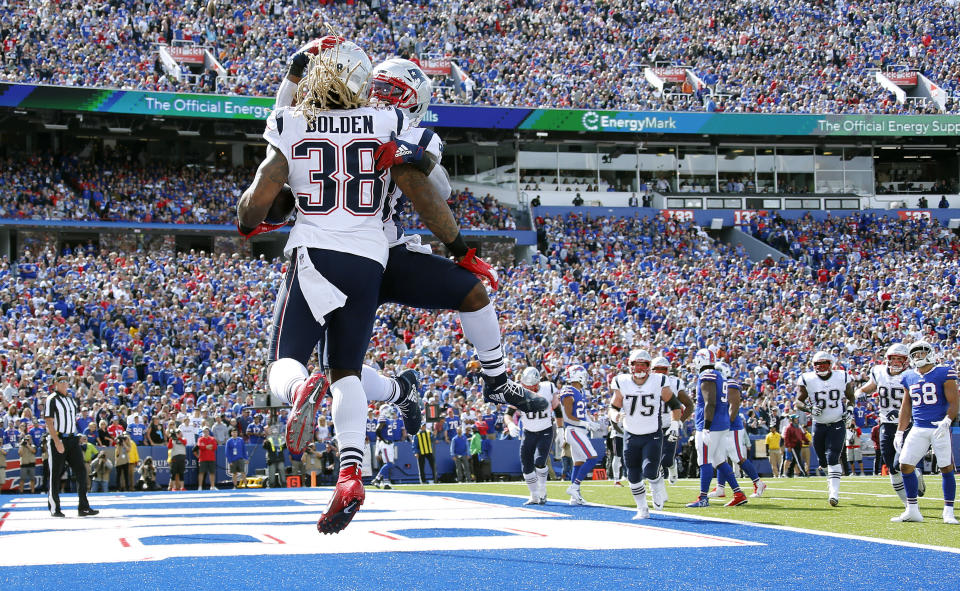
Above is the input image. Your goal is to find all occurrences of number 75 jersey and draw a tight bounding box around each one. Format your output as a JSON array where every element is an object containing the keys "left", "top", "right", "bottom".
[
  {"left": 264, "top": 105, "right": 437, "bottom": 266},
  {"left": 901, "top": 366, "right": 957, "bottom": 428}
]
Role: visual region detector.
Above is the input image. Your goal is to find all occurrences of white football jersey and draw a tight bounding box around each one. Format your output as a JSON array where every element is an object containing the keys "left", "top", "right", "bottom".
[
  {"left": 869, "top": 365, "right": 906, "bottom": 424},
  {"left": 521, "top": 381, "right": 557, "bottom": 432},
  {"left": 382, "top": 127, "right": 444, "bottom": 248},
  {"left": 797, "top": 370, "right": 852, "bottom": 424},
  {"left": 264, "top": 105, "right": 422, "bottom": 266},
  {"left": 611, "top": 373, "right": 666, "bottom": 436},
  {"left": 658, "top": 374, "right": 683, "bottom": 427}
]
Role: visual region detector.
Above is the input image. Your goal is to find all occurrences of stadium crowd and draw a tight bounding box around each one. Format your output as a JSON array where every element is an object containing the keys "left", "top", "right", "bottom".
[
  {"left": 2, "top": 0, "right": 959, "bottom": 114},
  {"left": 0, "top": 150, "right": 517, "bottom": 229},
  {"left": 2, "top": 208, "right": 958, "bottom": 489}
]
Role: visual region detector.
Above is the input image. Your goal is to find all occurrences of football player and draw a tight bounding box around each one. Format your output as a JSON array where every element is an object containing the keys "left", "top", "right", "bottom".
[
  {"left": 609, "top": 350, "right": 683, "bottom": 519},
  {"left": 855, "top": 343, "right": 909, "bottom": 506},
  {"left": 504, "top": 367, "right": 561, "bottom": 505},
  {"left": 686, "top": 349, "right": 748, "bottom": 508},
  {"left": 273, "top": 46, "right": 546, "bottom": 438},
  {"left": 371, "top": 405, "right": 403, "bottom": 490},
  {"left": 560, "top": 365, "right": 599, "bottom": 505},
  {"left": 240, "top": 38, "right": 450, "bottom": 535},
  {"left": 651, "top": 356, "right": 693, "bottom": 485},
  {"left": 891, "top": 341, "right": 957, "bottom": 524},
  {"left": 709, "top": 362, "right": 767, "bottom": 499},
  {"left": 796, "top": 351, "right": 856, "bottom": 506}
]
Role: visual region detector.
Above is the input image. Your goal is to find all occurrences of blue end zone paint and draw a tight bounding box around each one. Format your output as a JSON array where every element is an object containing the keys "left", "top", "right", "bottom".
[
  {"left": 3, "top": 490, "right": 958, "bottom": 590},
  {"left": 140, "top": 534, "right": 260, "bottom": 545},
  {"left": 391, "top": 528, "right": 516, "bottom": 539}
]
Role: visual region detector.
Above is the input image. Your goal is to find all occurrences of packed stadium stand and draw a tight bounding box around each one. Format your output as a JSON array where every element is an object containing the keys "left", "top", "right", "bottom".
[{"left": 2, "top": 0, "right": 959, "bottom": 114}]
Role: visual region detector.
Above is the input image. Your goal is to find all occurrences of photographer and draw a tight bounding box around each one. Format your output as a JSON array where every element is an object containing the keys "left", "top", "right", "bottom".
[
  {"left": 166, "top": 427, "right": 187, "bottom": 491},
  {"left": 302, "top": 442, "right": 324, "bottom": 487},
  {"left": 17, "top": 434, "right": 36, "bottom": 494},
  {"left": 114, "top": 433, "right": 132, "bottom": 491},
  {"left": 90, "top": 451, "right": 113, "bottom": 492},
  {"left": 135, "top": 457, "right": 158, "bottom": 491},
  {"left": 262, "top": 425, "right": 286, "bottom": 488}
]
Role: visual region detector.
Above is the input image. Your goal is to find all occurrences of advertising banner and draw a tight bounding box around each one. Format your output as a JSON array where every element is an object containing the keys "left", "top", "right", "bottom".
[
  {"left": 885, "top": 72, "right": 918, "bottom": 87},
  {"left": 419, "top": 58, "right": 452, "bottom": 76},
  {"left": 167, "top": 45, "right": 206, "bottom": 64}
]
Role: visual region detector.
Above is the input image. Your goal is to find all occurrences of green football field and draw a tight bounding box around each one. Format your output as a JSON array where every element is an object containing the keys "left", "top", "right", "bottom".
[{"left": 403, "top": 475, "right": 959, "bottom": 549}]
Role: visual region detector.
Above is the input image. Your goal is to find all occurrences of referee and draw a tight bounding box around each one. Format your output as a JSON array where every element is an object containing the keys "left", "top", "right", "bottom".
[
  {"left": 414, "top": 424, "right": 437, "bottom": 484},
  {"left": 44, "top": 371, "right": 98, "bottom": 517}
]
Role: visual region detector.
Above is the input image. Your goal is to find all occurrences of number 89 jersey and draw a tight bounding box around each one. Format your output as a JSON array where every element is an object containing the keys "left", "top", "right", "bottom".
[
  {"left": 264, "top": 105, "right": 427, "bottom": 267},
  {"left": 901, "top": 365, "right": 958, "bottom": 428},
  {"left": 797, "top": 370, "right": 852, "bottom": 424},
  {"left": 612, "top": 373, "right": 666, "bottom": 436}
]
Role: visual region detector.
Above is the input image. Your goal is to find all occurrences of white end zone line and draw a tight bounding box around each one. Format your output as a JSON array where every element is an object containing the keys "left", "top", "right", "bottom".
[{"left": 436, "top": 490, "right": 960, "bottom": 556}]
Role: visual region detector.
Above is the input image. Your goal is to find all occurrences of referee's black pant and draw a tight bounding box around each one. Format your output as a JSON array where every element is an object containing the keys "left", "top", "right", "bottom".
[
  {"left": 48, "top": 435, "right": 91, "bottom": 514},
  {"left": 417, "top": 452, "right": 436, "bottom": 484}
]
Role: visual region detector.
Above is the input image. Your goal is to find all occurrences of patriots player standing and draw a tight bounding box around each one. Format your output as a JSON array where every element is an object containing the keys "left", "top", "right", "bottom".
[
  {"left": 609, "top": 350, "right": 683, "bottom": 519},
  {"left": 651, "top": 356, "right": 693, "bottom": 485},
  {"left": 686, "top": 349, "right": 748, "bottom": 508},
  {"left": 709, "top": 362, "right": 767, "bottom": 499},
  {"left": 796, "top": 351, "right": 856, "bottom": 506},
  {"left": 891, "top": 341, "right": 958, "bottom": 524},
  {"left": 855, "top": 343, "right": 910, "bottom": 506},
  {"left": 504, "top": 367, "right": 561, "bottom": 505},
  {"left": 560, "top": 365, "right": 599, "bottom": 505}
]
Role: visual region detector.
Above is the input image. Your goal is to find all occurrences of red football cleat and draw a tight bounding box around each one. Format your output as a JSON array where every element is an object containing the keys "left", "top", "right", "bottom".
[
  {"left": 724, "top": 491, "right": 749, "bottom": 507},
  {"left": 285, "top": 372, "right": 328, "bottom": 454},
  {"left": 317, "top": 465, "right": 365, "bottom": 535}
]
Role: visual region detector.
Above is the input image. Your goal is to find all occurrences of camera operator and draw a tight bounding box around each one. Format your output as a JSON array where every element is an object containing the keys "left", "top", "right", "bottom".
[
  {"left": 17, "top": 433, "right": 36, "bottom": 494},
  {"left": 114, "top": 433, "right": 132, "bottom": 491},
  {"left": 167, "top": 426, "right": 187, "bottom": 491}
]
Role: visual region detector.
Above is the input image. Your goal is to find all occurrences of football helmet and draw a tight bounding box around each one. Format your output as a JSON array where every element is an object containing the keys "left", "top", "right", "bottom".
[
  {"left": 520, "top": 367, "right": 541, "bottom": 389},
  {"left": 651, "top": 356, "right": 671, "bottom": 374},
  {"left": 628, "top": 349, "right": 652, "bottom": 380},
  {"left": 693, "top": 348, "right": 716, "bottom": 373},
  {"left": 884, "top": 343, "right": 909, "bottom": 374},
  {"left": 908, "top": 341, "right": 937, "bottom": 368},
  {"left": 378, "top": 405, "right": 395, "bottom": 420},
  {"left": 564, "top": 364, "right": 588, "bottom": 386},
  {"left": 715, "top": 361, "right": 732, "bottom": 380},
  {"left": 317, "top": 38, "right": 372, "bottom": 95},
  {"left": 370, "top": 58, "right": 432, "bottom": 125},
  {"left": 811, "top": 351, "right": 834, "bottom": 377}
]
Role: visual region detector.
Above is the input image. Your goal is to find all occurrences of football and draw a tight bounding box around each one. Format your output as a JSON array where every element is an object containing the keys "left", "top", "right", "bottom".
[{"left": 265, "top": 184, "right": 296, "bottom": 224}]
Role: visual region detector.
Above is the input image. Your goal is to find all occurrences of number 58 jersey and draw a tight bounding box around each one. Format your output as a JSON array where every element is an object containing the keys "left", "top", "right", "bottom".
[
  {"left": 901, "top": 365, "right": 957, "bottom": 428},
  {"left": 264, "top": 105, "right": 436, "bottom": 267}
]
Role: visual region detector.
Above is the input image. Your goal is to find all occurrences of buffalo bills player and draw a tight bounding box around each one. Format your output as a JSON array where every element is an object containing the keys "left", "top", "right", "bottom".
[
  {"left": 238, "top": 39, "right": 451, "bottom": 535},
  {"left": 371, "top": 405, "right": 405, "bottom": 490},
  {"left": 560, "top": 365, "right": 599, "bottom": 505},
  {"left": 271, "top": 43, "right": 545, "bottom": 443},
  {"left": 891, "top": 341, "right": 958, "bottom": 524},
  {"left": 504, "top": 367, "right": 561, "bottom": 505},
  {"left": 609, "top": 350, "right": 682, "bottom": 518},
  {"left": 686, "top": 349, "right": 748, "bottom": 508},
  {"left": 796, "top": 351, "right": 856, "bottom": 506},
  {"left": 651, "top": 356, "right": 693, "bottom": 485},
  {"left": 709, "top": 362, "right": 767, "bottom": 499},
  {"left": 855, "top": 343, "right": 910, "bottom": 506}
]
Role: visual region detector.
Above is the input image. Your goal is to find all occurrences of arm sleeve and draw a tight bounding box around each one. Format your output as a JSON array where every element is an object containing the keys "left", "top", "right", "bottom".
[
  {"left": 274, "top": 78, "right": 297, "bottom": 110},
  {"left": 796, "top": 374, "right": 806, "bottom": 388},
  {"left": 263, "top": 108, "right": 285, "bottom": 150}
]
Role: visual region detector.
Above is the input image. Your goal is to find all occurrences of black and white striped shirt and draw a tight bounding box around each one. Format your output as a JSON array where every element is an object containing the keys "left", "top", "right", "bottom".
[{"left": 45, "top": 393, "right": 79, "bottom": 435}]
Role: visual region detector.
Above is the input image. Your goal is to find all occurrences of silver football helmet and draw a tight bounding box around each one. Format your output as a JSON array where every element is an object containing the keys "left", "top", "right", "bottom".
[
  {"left": 369, "top": 58, "right": 432, "bottom": 125},
  {"left": 908, "top": 341, "right": 937, "bottom": 368}
]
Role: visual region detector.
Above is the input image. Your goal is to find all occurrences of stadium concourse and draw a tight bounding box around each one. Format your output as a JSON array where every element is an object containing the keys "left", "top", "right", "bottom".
[{"left": 2, "top": 0, "right": 959, "bottom": 114}]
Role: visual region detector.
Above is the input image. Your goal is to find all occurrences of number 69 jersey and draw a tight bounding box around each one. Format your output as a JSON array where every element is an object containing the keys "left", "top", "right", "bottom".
[
  {"left": 797, "top": 369, "right": 852, "bottom": 424},
  {"left": 264, "top": 105, "right": 435, "bottom": 266},
  {"left": 901, "top": 365, "right": 958, "bottom": 428},
  {"left": 611, "top": 373, "right": 667, "bottom": 436}
]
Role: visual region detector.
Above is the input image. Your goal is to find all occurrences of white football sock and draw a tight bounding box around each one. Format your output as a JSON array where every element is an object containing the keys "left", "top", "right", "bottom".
[
  {"left": 536, "top": 466, "right": 549, "bottom": 497},
  {"left": 459, "top": 304, "right": 505, "bottom": 377},
  {"left": 828, "top": 464, "right": 842, "bottom": 497},
  {"left": 331, "top": 376, "right": 367, "bottom": 470},
  {"left": 267, "top": 358, "right": 308, "bottom": 405},
  {"left": 361, "top": 364, "right": 399, "bottom": 402},
  {"left": 523, "top": 472, "right": 539, "bottom": 498},
  {"left": 890, "top": 473, "right": 907, "bottom": 504},
  {"left": 630, "top": 481, "right": 648, "bottom": 509}
]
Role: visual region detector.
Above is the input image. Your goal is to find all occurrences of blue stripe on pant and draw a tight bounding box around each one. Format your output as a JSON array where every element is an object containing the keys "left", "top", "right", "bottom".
[
  {"left": 624, "top": 431, "right": 664, "bottom": 483},
  {"left": 520, "top": 426, "right": 554, "bottom": 474},
  {"left": 813, "top": 420, "right": 845, "bottom": 466}
]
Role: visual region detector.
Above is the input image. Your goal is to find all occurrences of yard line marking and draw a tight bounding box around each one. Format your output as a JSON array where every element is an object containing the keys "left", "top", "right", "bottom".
[
  {"left": 262, "top": 534, "right": 285, "bottom": 544},
  {"left": 369, "top": 530, "right": 401, "bottom": 541},
  {"left": 119, "top": 538, "right": 130, "bottom": 547},
  {"left": 503, "top": 527, "right": 547, "bottom": 537}
]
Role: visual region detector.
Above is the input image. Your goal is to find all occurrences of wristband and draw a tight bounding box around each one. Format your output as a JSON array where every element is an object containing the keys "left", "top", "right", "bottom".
[
  {"left": 704, "top": 419, "right": 712, "bottom": 430},
  {"left": 289, "top": 53, "right": 309, "bottom": 78},
  {"left": 444, "top": 232, "right": 469, "bottom": 258}
]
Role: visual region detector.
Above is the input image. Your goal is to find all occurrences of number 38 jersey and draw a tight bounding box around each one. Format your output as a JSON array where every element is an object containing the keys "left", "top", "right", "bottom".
[
  {"left": 264, "top": 105, "right": 429, "bottom": 267},
  {"left": 612, "top": 373, "right": 666, "bottom": 436},
  {"left": 797, "top": 370, "right": 852, "bottom": 424},
  {"left": 901, "top": 365, "right": 958, "bottom": 428},
  {"left": 869, "top": 365, "right": 906, "bottom": 424},
  {"left": 521, "top": 381, "right": 557, "bottom": 433}
]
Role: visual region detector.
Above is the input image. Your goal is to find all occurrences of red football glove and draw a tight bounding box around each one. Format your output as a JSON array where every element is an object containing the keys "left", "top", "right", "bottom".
[
  {"left": 374, "top": 132, "right": 428, "bottom": 172},
  {"left": 457, "top": 248, "right": 498, "bottom": 290},
  {"left": 237, "top": 221, "right": 288, "bottom": 240}
]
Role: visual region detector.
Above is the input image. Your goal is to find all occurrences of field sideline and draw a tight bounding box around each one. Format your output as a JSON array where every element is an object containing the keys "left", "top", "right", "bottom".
[{"left": 403, "top": 476, "right": 959, "bottom": 549}]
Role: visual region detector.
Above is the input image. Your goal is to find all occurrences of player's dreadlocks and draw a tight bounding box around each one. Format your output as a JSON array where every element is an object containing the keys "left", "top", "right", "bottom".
[{"left": 295, "top": 28, "right": 368, "bottom": 120}]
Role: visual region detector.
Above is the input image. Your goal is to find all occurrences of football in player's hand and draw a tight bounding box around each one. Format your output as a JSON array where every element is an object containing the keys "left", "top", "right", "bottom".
[{"left": 266, "top": 185, "right": 296, "bottom": 224}]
